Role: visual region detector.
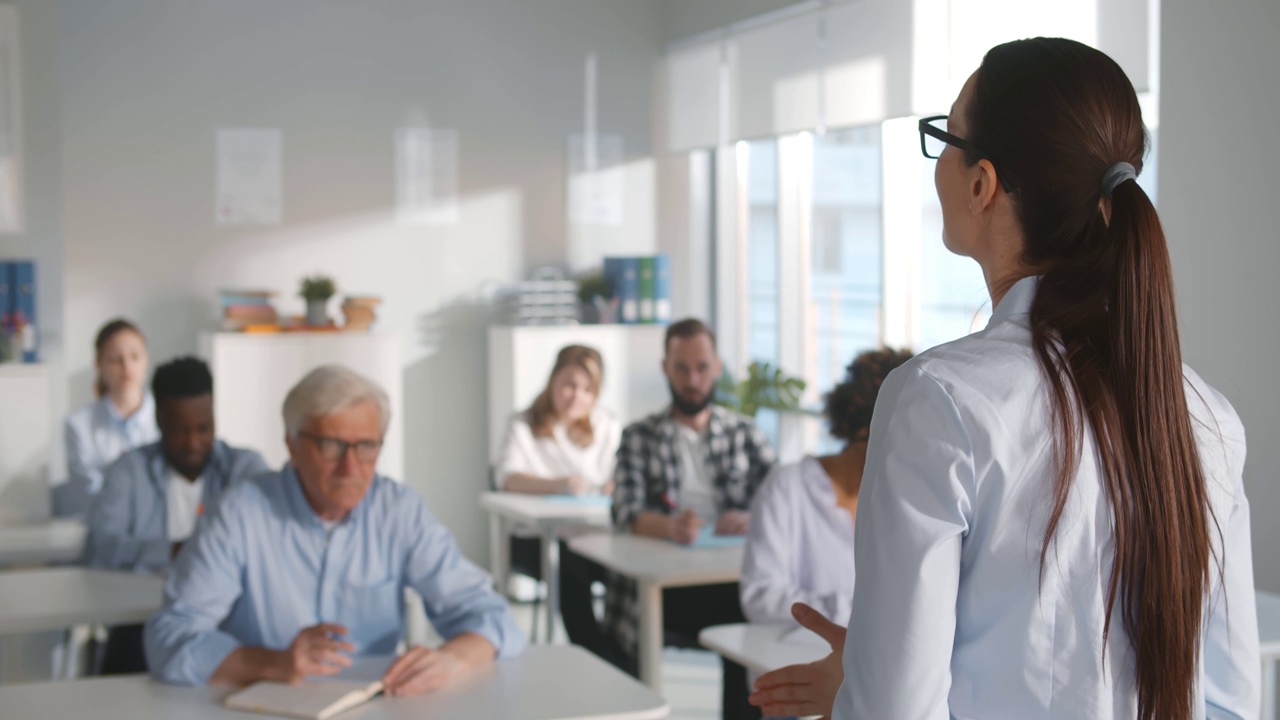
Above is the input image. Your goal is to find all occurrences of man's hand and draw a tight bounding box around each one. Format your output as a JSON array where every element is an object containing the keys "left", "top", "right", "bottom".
[
  {"left": 669, "top": 509, "right": 703, "bottom": 545},
  {"left": 277, "top": 624, "right": 354, "bottom": 683},
  {"left": 381, "top": 645, "right": 469, "bottom": 697},
  {"left": 714, "top": 510, "right": 751, "bottom": 536},
  {"left": 749, "top": 603, "right": 847, "bottom": 719}
]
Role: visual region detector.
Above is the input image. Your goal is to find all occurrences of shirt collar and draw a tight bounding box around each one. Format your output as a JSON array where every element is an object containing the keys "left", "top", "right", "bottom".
[
  {"left": 986, "top": 275, "right": 1040, "bottom": 328},
  {"left": 149, "top": 440, "right": 228, "bottom": 489}
]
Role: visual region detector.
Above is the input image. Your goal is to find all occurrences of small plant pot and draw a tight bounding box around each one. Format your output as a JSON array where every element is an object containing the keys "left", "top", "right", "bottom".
[{"left": 305, "top": 299, "right": 329, "bottom": 326}]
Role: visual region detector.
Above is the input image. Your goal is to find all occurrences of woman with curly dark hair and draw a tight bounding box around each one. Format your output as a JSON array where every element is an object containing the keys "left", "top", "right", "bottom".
[{"left": 740, "top": 348, "right": 912, "bottom": 627}]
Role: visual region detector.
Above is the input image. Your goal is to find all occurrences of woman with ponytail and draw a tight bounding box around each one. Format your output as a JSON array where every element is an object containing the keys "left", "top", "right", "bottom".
[
  {"left": 61, "top": 319, "right": 159, "bottom": 516},
  {"left": 750, "top": 38, "right": 1259, "bottom": 720}
]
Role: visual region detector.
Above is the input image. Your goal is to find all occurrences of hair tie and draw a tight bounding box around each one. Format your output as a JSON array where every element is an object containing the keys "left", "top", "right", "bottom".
[{"left": 1101, "top": 162, "right": 1137, "bottom": 198}]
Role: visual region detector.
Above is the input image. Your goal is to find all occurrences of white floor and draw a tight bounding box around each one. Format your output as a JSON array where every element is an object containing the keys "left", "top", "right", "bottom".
[{"left": 507, "top": 600, "right": 722, "bottom": 720}]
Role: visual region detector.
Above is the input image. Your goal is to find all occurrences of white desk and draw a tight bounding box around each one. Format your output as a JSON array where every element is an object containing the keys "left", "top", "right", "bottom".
[
  {"left": 479, "top": 492, "right": 612, "bottom": 643},
  {"left": 0, "top": 519, "right": 86, "bottom": 567},
  {"left": 0, "top": 568, "right": 164, "bottom": 635},
  {"left": 698, "top": 623, "right": 828, "bottom": 675},
  {"left": 0, "top": 645, "right": 670, "bottom": 720},
  {"left": 567, "top": 533, "right": 744, "bottom": 693}
]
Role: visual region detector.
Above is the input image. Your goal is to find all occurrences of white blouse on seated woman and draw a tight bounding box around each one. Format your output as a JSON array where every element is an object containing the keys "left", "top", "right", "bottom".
[
  {"left": 494, "top": 407, "right": 622, "bottom": 491},
  {"left": 741, "top": 457, "right": 855, "bottom": 624}
]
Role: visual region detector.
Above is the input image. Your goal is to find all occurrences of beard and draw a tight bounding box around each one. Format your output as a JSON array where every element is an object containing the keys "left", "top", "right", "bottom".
[{"left": 668, "top": 380, "right": 714, "bottom": 417}]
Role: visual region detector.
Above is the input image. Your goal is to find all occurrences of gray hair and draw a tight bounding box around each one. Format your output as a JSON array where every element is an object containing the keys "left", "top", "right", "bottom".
[{"left": 282, "top": 365, "right": 391, "bottom": 438}]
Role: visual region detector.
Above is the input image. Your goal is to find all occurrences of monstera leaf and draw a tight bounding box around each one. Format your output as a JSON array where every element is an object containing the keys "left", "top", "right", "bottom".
[{"left": 715, "top": 361, "right": 807, "bottom": 418}]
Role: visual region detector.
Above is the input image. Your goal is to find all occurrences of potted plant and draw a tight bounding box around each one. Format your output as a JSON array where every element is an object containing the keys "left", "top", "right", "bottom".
[
  {"left": 714, "top": 361, "right": 807, "bottom": 418},
  {"left": 299, "top": 275, "right": 336, "bottom": 326},
  {"left": 575, "top": 271, "right": 615, "bottom": 324}
]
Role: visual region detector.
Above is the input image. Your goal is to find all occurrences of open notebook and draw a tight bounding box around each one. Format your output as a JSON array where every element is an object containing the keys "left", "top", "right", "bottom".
[{"left": 224, "top": 679, "right": 383, "bottom": 720}]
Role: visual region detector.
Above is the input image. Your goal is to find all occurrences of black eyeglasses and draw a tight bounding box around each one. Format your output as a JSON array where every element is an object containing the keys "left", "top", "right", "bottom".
[
  {"left": 918, "top": 115, "right": 1013, "bottom": 193},
  {"left": 300, "top": 432, "right": 382, "bottom": 463}
]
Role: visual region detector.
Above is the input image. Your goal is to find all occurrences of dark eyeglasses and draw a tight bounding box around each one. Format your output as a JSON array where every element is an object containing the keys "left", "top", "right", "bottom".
[
  {"left": 300, "top": 432, "right": 382, "bottom": 463},
  {"left": 918, "top": 115, "right": 1013, "bottom": 193}
]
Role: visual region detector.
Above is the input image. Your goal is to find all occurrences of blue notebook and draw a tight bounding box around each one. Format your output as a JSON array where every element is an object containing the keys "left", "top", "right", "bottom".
[
  {"left": 688, "top": 525, "right": 747, "bottom": 549},
  {"left": 544, "top": 494, "right": 613, "bottom": 507}
]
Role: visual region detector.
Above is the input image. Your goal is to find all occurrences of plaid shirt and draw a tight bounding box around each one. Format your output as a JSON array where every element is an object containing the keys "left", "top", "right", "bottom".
[{"left": 602, "top": 405, "right": 777, "bottom": 658}]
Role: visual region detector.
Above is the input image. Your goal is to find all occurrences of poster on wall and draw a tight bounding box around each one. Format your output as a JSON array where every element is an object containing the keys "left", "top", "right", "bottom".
[
  {"left": 215, "top": 128, "right": 283, "bottom": 226},
  {"left": 394, "top": 127, "right": 459, "bottom": 225},
  {"left": 567, "top": 133, "right": 624, "bottom": 227}
]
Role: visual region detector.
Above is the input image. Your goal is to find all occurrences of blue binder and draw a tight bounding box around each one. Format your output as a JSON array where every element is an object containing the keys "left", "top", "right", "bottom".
[
  {"left": 603, "top": 257, "right": 640, "bottom": 324},
  {"left": 653, "top": 253, "right": 672, "bottom": 325},
  {"left": 0, "top": 261, "right": 10, "bottom": 332},
  {"left": 12, "top": 260, "right": 36, "bottom": 362}
]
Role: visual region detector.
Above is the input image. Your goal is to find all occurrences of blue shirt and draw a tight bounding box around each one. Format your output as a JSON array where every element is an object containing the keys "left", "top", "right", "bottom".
[
  {"left": 145, "top": 466, "right": 526, "bottom": 686},
  {"left": 82, "top": 440, "right": 268, "bottom": 573},
  {"left": 62, "top": 394, "right": 160, "bottom": 516},
  {"left": 836, "top": 277, "right": 1258, "bottom": 719}
]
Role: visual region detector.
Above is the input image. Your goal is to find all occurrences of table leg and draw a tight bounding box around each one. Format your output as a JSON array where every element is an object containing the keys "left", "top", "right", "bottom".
[
  {"left": 489, "top": 514, "right": 510, "bottom": 594},
  {"left": 637, "top": 580, "right": 664, "bottom": 694},
  {"left": 542, "top": 527, "right": 562, "bottom": 644},
  {"left": 1264, "top": 657, "right": 1276, "bottom": 720}
]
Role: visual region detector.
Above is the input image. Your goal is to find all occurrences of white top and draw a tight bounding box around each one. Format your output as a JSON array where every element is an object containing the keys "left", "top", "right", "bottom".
[
  {"left": 674, "top": 424, "right": 718, "bottom": 519},
  {"left": 165, "top": 471, "right": 205, "bottom": 542},
  {"left": 0, "top": 567, "right": 165, "bottom": 634},
  {"left": 0, "top": 645, "right": 669, "bottom": 720},
  {"left": 740, "top": 457, "right": 855, "bottom": 625},
  {"left": 837, "top": 276, "right": 1259, "bottom": 720},
  {"left": 494, "top": 408, "right": 623, "bottom": 490}
]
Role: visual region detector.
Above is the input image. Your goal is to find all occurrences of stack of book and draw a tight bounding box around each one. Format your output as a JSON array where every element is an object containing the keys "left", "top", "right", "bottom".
[
  {"left": 341, "top": 296, "right": 381, "bottom": 331},
  {"left": 219, "top": 289, "right": 279, "bottom": 332},
  {"left": 603, "top": 254, "right": 671, "bottom": 325},
  {"left": 0, "top": 259, "right": 37, "bottom": 362},
  {"left": 508, "top": 267, "right": 579, "bottom": 325}
]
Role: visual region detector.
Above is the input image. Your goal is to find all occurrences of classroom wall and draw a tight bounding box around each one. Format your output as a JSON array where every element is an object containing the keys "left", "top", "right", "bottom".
[
  {"left": 660, "top": 0, "right": 802, "bottom": 42},
  {"left": 1159, "top": 0, "right": 1280, "bottom": 591},
  {"left": 0, "top": 1, "right": 65, "bottom": 495},
  {"left": 57, "top": 0, "right": 665, "bottom": 563}
]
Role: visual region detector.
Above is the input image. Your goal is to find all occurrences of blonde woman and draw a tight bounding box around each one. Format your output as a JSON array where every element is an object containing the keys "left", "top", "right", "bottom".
[{"left": 494, "top": 344, "right": 622, "bottom": 496}]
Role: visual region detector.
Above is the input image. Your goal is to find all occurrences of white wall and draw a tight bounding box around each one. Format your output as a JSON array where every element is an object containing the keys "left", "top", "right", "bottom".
[
  {"left": 1159, "top": 0, "right": 1280, "bottom": 591},
  {"left": 0, "top": 1, "right": 64, "bottom": 505},
  {"left": 661, "top": 0, "right": 801, "bottom": 42},
  {"left": 58, "top": 0, "right": 664, "bottom": 563}
]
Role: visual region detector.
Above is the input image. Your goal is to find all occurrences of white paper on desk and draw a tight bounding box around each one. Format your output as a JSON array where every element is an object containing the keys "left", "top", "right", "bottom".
[
  {"left": 216, "top": 128, "right": 283, "bottom": 225},
  {"left": 782, "top": 625, "right": 830, "bottom": 648},
  {"left": 224, "top": 679, "right": 383, "bottom": 720},
  {"left": 395, "top": 127, "right": 459, "bottom": 225}
]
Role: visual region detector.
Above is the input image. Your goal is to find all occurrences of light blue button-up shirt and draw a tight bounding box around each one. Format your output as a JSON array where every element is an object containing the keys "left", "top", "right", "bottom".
[
  {"left": 61, "top": 394, "right": 160, "bottom": 516},
  {"left": 836, "top": 277, "right": 1258, "bottom": 719},
  {"left": 145, "top": 465, "right": 526, "bottom": 686},
  {"left": 82, "top": 439, "right": 268, "bottom": 573}
]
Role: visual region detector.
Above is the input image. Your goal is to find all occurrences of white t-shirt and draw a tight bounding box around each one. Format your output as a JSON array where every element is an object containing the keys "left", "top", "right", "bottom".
[
  {"left": 740, "top": 457, "right": 856, "bottom": 625},
  {"left": 166, "top": 471, "right": 205, "bottom": 542},
  {"left": 674, "top": 424, "right": 719, "bottom": 521},
  {"left": 494, "top": 408, "right": 623, "bottom": 490}
]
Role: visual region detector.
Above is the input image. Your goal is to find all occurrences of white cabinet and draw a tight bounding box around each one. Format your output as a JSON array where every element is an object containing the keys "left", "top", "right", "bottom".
[
  {"left": 487, "top": 325, "right": 670, "bottom": 460},
  {"left": 0, "top": 364, "right": 51, "bottom": 522},
  {"left": 201, "top": 333, "right": 404, "bottom": 481}
]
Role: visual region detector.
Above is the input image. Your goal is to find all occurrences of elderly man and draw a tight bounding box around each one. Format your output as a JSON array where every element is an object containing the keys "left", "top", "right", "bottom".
[{"left": 145, "top": 365, "right": 524, "bottom": 695}]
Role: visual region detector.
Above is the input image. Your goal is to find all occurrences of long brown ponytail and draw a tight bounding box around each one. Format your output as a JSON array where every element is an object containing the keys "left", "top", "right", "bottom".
[{"left": 969, "top": 39, "right": 1216, "bottom": 719}]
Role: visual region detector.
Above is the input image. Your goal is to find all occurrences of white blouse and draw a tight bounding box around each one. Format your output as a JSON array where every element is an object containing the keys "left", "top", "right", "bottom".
[
  {"left": 836, "top": 276, "right": 1258, "bottom": 720},
  {"left": 493, "top": 408, "right": 623, "bottom": 491},
  {"left": 741, "top": 457, "right": 856, "bottom": 625}
]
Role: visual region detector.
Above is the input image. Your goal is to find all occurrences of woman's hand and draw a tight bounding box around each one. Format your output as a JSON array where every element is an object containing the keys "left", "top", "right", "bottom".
[
  {"left": 557, "top": 476, "right": 591, "bottom": 495},
  {"left": 749, "top": 603, "right": 847, "bottom": 719}
]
